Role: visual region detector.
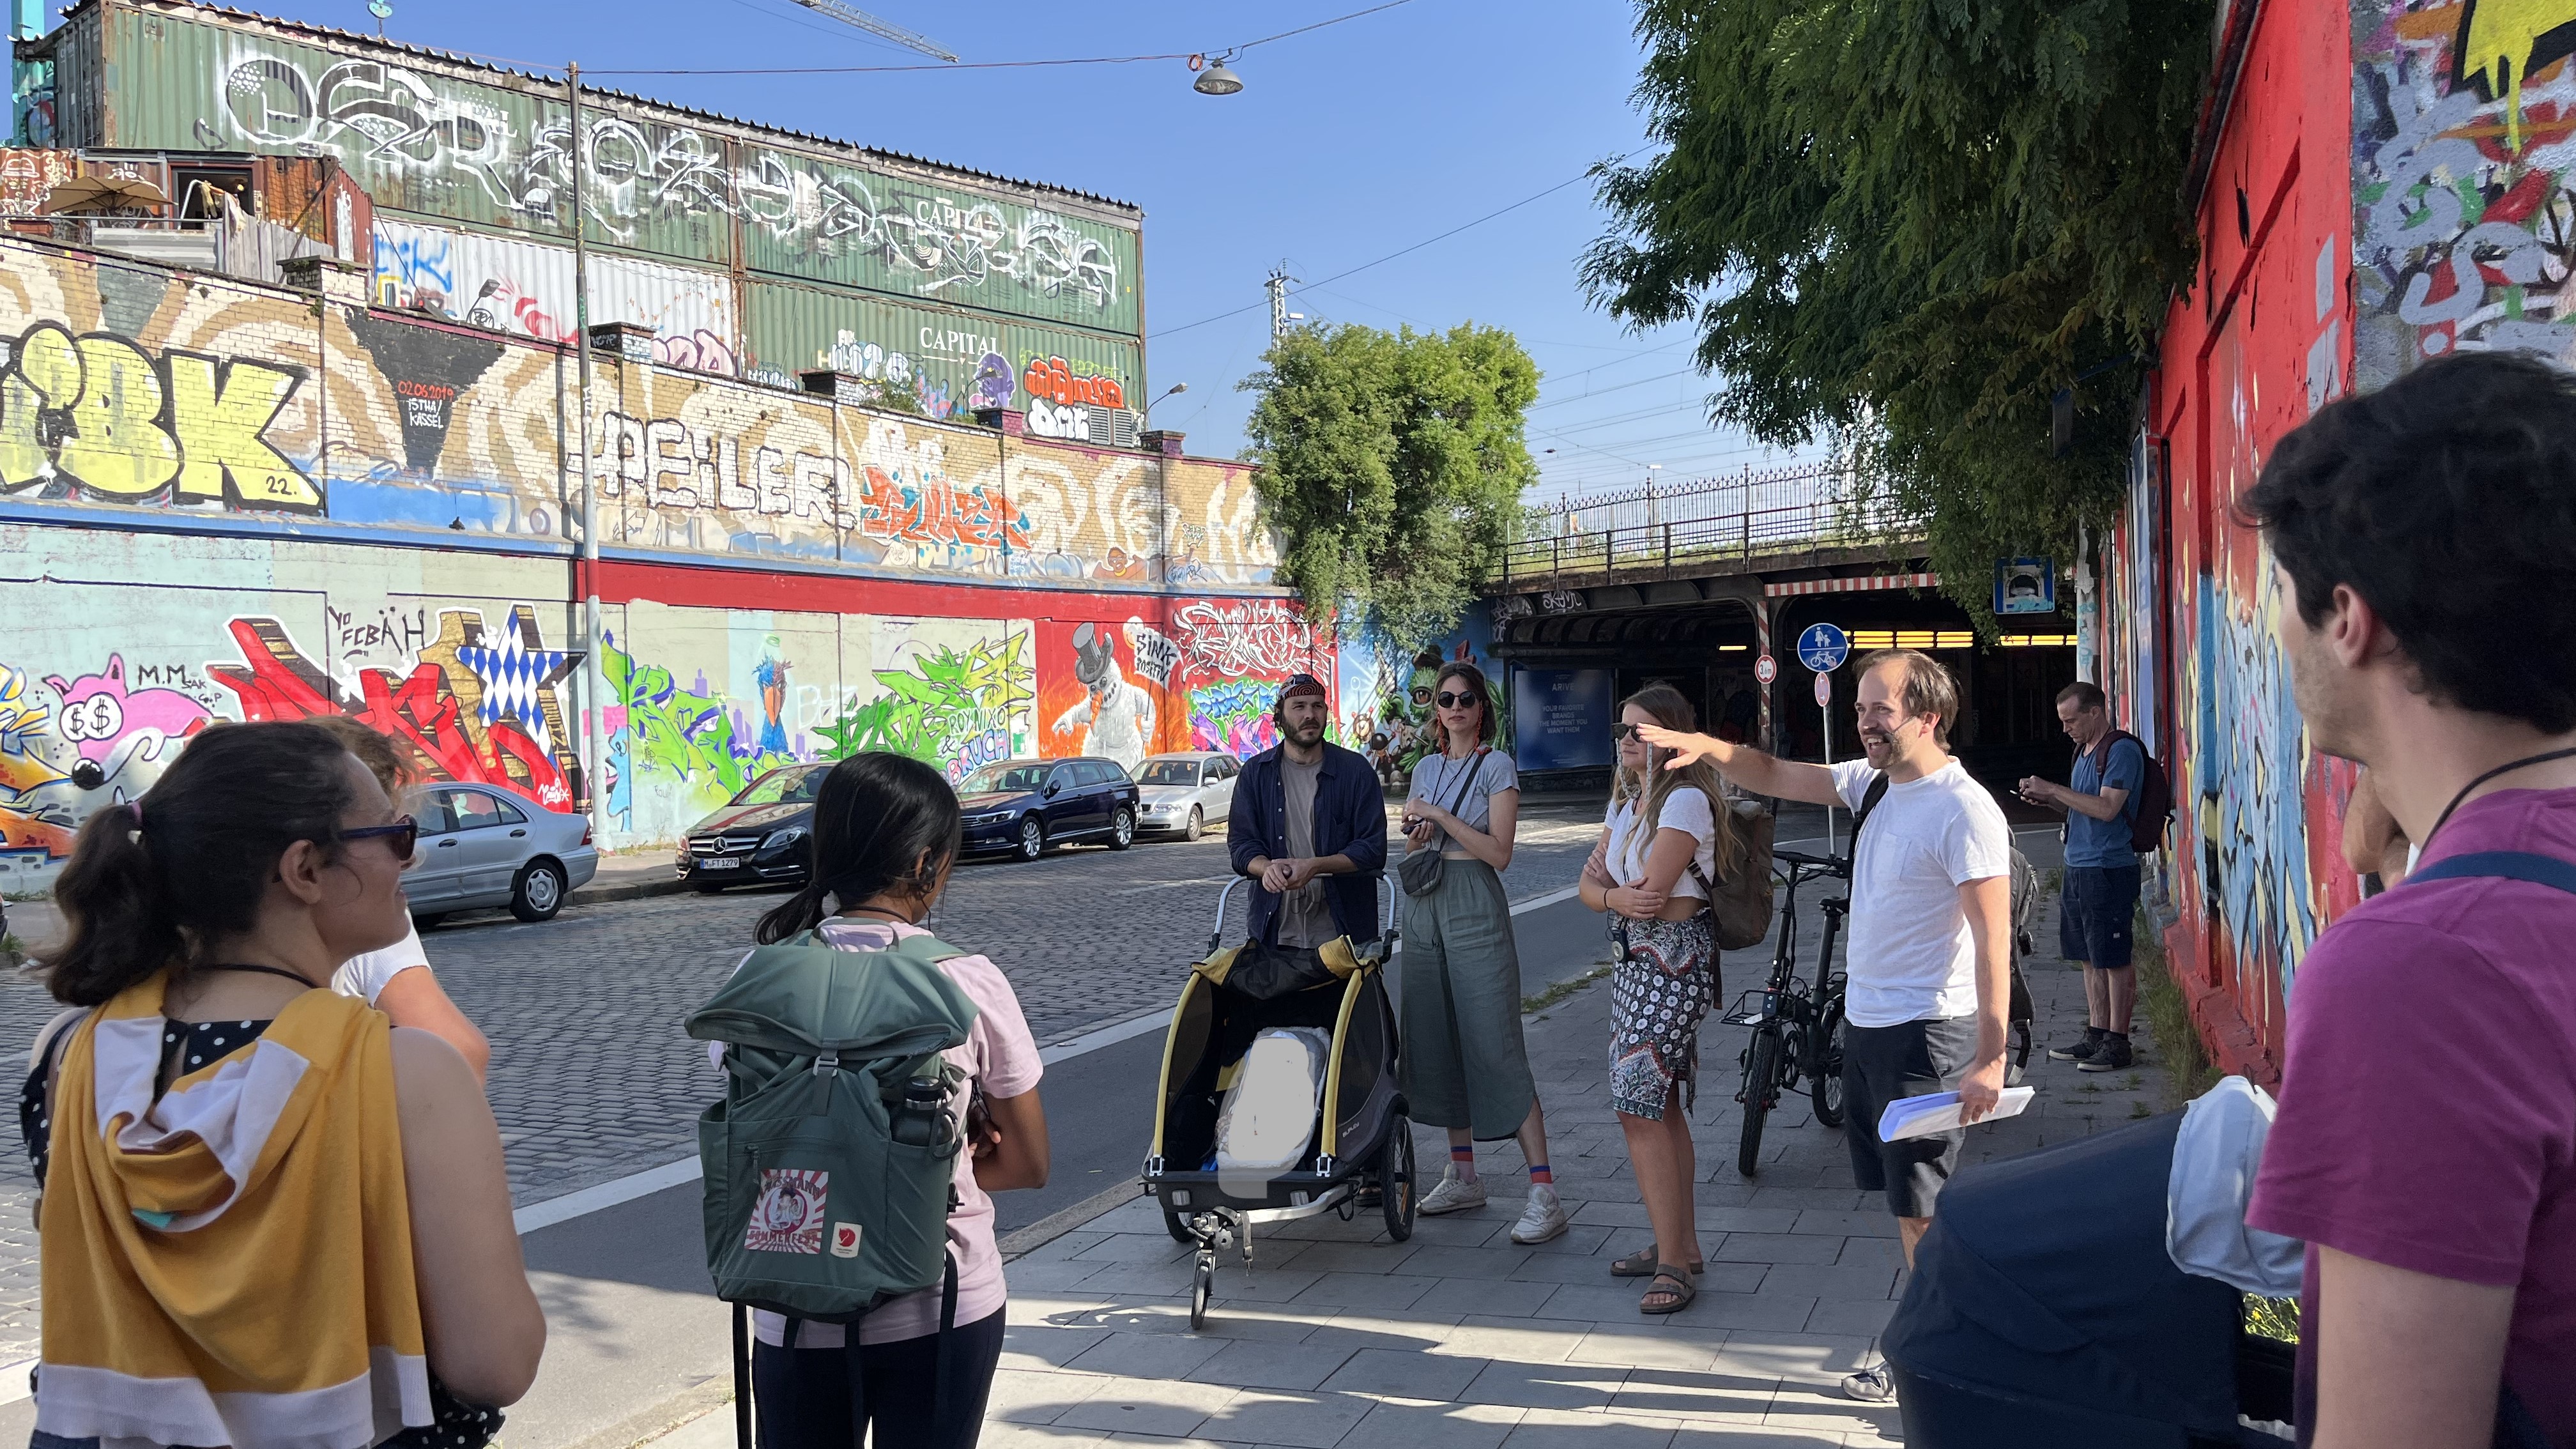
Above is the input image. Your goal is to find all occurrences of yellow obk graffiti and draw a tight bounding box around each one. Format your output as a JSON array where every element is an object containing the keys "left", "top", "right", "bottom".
[{"left": 0, "top": 323, "right": 317, "bottom": 511}]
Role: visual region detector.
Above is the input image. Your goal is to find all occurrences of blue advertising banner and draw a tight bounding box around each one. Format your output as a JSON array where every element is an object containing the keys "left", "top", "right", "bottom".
[{"left": 1511, "top": 668, "right": 1615, "bottom": 771}]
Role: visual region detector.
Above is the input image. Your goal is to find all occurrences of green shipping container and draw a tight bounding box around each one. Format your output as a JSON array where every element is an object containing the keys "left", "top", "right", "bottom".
[
  {"left": 747, "top": 279, "right": 1018, "bottom": 423},
  {"left": 48, "top": 1, "right": 1144, "bottom": 335},
  {"left": 1004, "top": 320, "right": 1142, "bottom": 415},
  {"left": 738, "top": 146, "right": 1140, "bottom": 335}
]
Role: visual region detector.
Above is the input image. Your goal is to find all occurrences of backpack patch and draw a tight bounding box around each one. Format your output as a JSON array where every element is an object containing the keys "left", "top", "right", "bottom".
[{"left": 746, "top": 1169, "right": 829, "bottom": 1255}]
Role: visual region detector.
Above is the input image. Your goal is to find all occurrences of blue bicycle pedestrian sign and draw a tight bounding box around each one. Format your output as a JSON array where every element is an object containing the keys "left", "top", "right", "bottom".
[{"left": 1797, "top": 622, "right": 1850, "bottom": 674}]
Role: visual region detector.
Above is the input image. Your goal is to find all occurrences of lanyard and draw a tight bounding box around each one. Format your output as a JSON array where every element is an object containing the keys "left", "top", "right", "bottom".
[{"left": 2421, "top": 747, "right": 2576, "bottom": 852}]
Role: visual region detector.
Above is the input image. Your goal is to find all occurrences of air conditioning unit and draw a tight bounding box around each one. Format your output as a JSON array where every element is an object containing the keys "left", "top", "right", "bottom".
[{"left": 1026, "top": 402, "right": 1144, "bottom": 448}]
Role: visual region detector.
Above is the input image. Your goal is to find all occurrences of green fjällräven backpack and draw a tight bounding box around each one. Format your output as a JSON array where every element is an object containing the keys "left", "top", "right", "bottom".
[{"left": 687, "top": 928, "right": 982, "bottom": 1322}]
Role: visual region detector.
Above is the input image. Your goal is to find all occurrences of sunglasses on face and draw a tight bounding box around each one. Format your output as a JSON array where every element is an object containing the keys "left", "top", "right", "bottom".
[
  {"left": 344, "top": 816, "right": 418, "bottom": 864},
  {"left": 1613, "top": 723, "right": 1646, "bottom": 741},
  {"left": 1434, "top": 691, "right": 1478, "bottom": 709}
]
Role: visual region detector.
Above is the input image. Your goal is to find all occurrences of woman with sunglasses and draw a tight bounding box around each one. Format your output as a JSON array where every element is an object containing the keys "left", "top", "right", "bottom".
[
  {"left": 308, "top": 715, "right": 493, "bottom": 1081},
  {"left": 20, "top": 721, "right": 542, "bottom": 1447},
  {"left": 1581, "top": 682, "right": 1745, "bottom": 1314},
  {"left": 1399, "top": 662, "right": 1565, "bottom": 1243}
]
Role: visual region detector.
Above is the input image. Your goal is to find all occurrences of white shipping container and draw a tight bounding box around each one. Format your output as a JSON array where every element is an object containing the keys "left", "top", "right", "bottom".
[{"left": 371, "top": 217, "right": 740, "bottom": 375}]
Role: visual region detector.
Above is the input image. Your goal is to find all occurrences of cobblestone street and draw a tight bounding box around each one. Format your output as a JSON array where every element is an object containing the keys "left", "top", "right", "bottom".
[{"left": 0, "top": 797, "right": 1617, "bottom": 1361}]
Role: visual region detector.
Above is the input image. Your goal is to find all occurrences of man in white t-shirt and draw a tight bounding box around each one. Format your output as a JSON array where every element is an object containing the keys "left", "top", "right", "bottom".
[{"left": 1640, "top": 648, "right": 2012, "bottom": 1404}]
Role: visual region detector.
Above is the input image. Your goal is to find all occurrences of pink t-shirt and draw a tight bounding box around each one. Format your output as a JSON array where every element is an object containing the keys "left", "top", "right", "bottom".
[
  {"left": 712, "top": 917, "right": 1043, "bottom": 1347},
  {"left": 2247, "top": 787, "right": 2576, "bottom": 1442}
]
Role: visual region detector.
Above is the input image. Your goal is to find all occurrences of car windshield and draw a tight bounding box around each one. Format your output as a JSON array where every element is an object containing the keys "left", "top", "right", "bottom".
[
  {"left": 960, "top": 763, "right": 1052, "bottom": 794},
  {"left": 730, "top": 766, "right": 826, "bottom": 806},
  {"left": 1135, "top": 760, "right": 1203, "bottom": 786}
]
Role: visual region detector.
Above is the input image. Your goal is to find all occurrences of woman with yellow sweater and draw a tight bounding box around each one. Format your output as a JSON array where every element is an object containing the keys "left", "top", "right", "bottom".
[{"left": 21, "top": 721, "right": 543, "bottom": 1448}]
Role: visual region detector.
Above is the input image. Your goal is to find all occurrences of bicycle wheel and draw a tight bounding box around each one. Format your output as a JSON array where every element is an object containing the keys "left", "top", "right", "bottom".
[
  {"left": 1809, "top": 1003, "right": 1848, "bottom": 1128},
  {"left": 1737, "top": 1029, "right": 1781, "bottom": 1177}
]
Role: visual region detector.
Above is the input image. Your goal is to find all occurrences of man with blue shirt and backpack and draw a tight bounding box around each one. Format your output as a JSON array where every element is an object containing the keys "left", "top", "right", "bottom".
[{"left": 2019, "top": 682, "right": 2163, "bottom": 1072}]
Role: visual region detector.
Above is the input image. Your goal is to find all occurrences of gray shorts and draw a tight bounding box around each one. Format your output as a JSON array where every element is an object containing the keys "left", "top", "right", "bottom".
[{"left": 1841, "top": 1015, "right": 1979, "bottom": 1218}]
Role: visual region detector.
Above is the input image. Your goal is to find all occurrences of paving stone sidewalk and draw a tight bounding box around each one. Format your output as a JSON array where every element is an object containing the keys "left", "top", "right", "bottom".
[{"left": 966, "top": 847, "right": 2161, "bottom": 1448}]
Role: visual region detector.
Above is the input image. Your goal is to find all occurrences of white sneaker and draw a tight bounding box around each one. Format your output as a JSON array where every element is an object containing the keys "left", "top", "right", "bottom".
[
  {"left": 1841, "top": 1360, "right": 1896, "bottom": 1402},
  {"left": 1418, "top": 1169, "right": 1489, "bottom": 1215},
  {"left": 1509, "top": 1184, "right": 1568, "bottom": 1243}
]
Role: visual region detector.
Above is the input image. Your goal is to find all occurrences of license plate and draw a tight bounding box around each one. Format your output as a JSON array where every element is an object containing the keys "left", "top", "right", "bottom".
[{"left": 699, "top": 857, "right": 742, "bottom": 871}]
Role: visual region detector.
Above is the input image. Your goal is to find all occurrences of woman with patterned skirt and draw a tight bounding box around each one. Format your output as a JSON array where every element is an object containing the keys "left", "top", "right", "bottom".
[{"left": 1580, "top": 682, "right": 1744, "bottom": 1315}]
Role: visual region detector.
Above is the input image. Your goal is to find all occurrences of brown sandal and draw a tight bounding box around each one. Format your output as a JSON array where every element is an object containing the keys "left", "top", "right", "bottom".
[
  {"left": 1639, "top": 1265, "right": 1698, "bottom": 1315},
  {"left": 1611, "top": 1246, "right": 1703, "bottom": 1278}
]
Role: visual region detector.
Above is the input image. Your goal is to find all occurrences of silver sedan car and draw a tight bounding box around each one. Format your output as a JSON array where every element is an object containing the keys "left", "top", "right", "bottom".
[
  {"left": 403, "top": 780, "right": 601, "bottom": 926},
  {"left": 1133, "top": 752, "right": 1241, "bottom": 841}
]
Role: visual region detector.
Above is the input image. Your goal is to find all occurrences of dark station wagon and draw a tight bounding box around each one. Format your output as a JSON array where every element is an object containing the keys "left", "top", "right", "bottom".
[{"left": 958, "top": 757, "right": 1141, "bottom": 861}]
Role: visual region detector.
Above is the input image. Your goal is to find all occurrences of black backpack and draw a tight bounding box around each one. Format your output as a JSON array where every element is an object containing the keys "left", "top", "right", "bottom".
[{"left": 2086, "top": 730, "right": 2173, "bottom": 854}]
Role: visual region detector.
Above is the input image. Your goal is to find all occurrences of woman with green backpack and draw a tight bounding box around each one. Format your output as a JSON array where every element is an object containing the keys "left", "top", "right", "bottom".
[{"left": 701, "top": 752, "right": 1048, "bottom": 1448}]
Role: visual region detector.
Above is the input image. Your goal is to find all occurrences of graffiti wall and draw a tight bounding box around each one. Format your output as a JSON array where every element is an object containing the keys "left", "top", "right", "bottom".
[
  {"left": 0, "top": 523, "right": 1321, "bottom": 877},
  {"left": 2099, "top": 0, "right": 2364, "bottom": 1082},
  {"left": 1032, "top": 599, "right": 1333, "bottom": 771},
  {"left": 1331, "top": 605, "right": 1510, "bottom": 785},
  {"left": 0, "top": 233, "right": 1276, "bottom": 586},
  {"left": 2354, "top": 0, "right": 2576, "bottom": 385}
]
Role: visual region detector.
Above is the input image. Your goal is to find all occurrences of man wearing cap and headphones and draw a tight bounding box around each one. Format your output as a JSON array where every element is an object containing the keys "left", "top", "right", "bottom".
[
  {"left": 1229, "top": 673, "right": 1390, "bottom": 950},
  {"left": 1052, "top": 622, "right": 1156, "bottom": 774}
]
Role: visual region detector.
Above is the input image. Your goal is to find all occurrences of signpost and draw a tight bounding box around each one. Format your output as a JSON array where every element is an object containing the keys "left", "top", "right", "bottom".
[
  {"left": 1754, "top": 654, "right": 1777, "bottom": 686},
  {"left": 1798, "top": 622, "right": 1851, "bottom": 854}
]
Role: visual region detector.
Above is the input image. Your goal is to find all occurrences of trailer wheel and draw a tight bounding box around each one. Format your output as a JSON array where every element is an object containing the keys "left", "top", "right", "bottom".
[
  {"left": 1189, "top": 1254, "right": 1213, "bottom": 1330},
  {"left": 1379, "top": 1116, "right": 1417, "bottom": 1242}
]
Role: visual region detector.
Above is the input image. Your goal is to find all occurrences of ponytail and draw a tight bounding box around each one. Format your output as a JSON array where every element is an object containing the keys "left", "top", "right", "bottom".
[
  {"left": 755, "top": 753, "right": 962, "bottom": 945},
  {"left": 45, "top": 721, "right": 360, "bottom": 1007},
  {"left": 47, "top": 802, "right": 182, "bottom": 1006}
]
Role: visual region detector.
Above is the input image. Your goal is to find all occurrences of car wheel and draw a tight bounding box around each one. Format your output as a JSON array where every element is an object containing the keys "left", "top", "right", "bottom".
[
  {"left": 510, "top": 859, "right": 568, "bottom": 923},
  {"left": 1015, "top": 817, "right": 1045, "bottom": 862},
  {"left": 410, "top": 912, "right": 447, "bottom": 931},
  {"left": 1183, "top": 806, "right": 1204, "bottom": 843},
  {"left": 1108, "top": 806, "right": 1137, "bottom": 850}
]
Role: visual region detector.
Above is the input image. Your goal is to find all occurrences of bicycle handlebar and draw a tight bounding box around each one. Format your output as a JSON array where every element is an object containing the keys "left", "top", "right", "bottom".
[{"left": 1774, "top": 849, "right": 1850, "bottom": 877}]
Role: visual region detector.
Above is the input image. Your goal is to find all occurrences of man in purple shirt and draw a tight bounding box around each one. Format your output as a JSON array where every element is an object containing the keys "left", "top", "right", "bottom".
[{"left": 2238, "top": 350, "right": 2576, "bottom": 1449}]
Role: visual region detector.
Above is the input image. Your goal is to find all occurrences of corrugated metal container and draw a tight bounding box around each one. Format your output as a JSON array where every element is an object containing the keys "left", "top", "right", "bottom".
[
  {"left": 572, "top": 111, "right": 731, "bottom": 267},
  {"left": 254, "top": 155, "right": 375, "bottom": 263},
  {"left": 1005, "top": 321, "right": 1141, "bottom": 413},
  {"left": 371, "top": 215, "right": 739, "bottom": 372},
  {"left": 50, "top": 1, "right": 1144, "bottom": 340},
  {"left": 92, "top": 4, "right": 576, "bottom": 240},
  {"left": 737, "top": 144, "right": 1139, "bottom": 335},
  {"left": 36, "top": 5, "right": 102, "bottom": 149},
  {"left": 746, "top": 278, "right": 1017, "bottom": 422}
]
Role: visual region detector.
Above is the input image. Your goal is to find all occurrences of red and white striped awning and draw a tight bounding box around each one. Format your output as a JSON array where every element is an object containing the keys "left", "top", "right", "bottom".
[{"left": 1763, "top": 572, "right": 1939, "bottom": 598}]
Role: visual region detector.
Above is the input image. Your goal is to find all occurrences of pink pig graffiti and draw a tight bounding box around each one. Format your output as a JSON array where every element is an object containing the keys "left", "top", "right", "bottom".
[{"left": 42, "top": 655, "right": 214, "bottom": 761}]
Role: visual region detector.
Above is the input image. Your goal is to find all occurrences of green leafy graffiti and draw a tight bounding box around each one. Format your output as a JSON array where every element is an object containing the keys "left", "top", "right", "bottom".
[
  {"left": 602, "top": 634, "right": 798, "bottom": 825},
  {"left": 820, "top": 633, "right": 1033, "bottom": 783}
]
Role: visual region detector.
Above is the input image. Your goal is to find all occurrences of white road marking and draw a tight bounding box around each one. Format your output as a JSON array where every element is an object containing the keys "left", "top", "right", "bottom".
[{"left": 507, "top": 878, "right": 1604, "bottom": 1236}]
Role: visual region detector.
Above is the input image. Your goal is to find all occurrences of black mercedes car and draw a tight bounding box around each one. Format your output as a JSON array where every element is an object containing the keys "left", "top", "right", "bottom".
[
  {"left": 675, "top": 762, "right": 829, "bottom": 890},
  {"left": 958, "top": 757, "right": 1140, "bottom": 861}
]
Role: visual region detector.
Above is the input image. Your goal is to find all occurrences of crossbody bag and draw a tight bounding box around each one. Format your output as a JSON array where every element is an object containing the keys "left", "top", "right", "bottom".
[{"left": 1399, "top": 748, "right": 1489, "bottom": 897}]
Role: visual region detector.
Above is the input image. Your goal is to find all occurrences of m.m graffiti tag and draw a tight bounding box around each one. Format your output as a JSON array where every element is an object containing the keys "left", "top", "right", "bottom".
[{"left": 0, "top": 323, "right": 317, "bottom": 512}]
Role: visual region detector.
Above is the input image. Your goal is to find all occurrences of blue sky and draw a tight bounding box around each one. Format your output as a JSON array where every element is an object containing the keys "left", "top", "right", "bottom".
[{"left": 310, "top": 0, "right": 1823, "bottom": 500}]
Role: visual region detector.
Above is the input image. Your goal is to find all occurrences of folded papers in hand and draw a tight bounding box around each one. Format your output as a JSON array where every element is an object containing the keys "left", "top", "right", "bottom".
[{"left": 1878, "top": 1085, "right": 2035, "bottom": 1142}]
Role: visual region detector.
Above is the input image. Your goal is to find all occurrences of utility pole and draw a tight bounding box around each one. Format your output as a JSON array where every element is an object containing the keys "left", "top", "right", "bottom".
[
  {"left": 569, "top": 61, "right": 604, "bottom": 847},
  {"left": 1266, "top": 266, "right": 1296, "bottom": 342}
]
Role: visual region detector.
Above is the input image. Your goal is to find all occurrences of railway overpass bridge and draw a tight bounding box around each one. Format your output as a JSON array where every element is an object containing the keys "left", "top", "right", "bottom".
[{"left": 1487, "top": 463, "right": 2077, "bottom": 790}]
